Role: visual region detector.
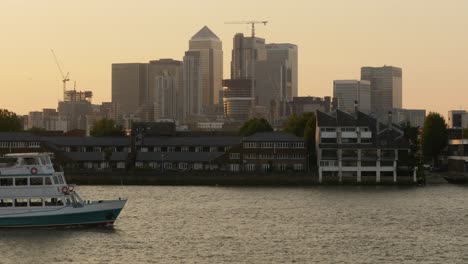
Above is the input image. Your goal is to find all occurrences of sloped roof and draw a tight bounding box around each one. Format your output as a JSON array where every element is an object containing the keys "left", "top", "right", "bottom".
[
  {"left": 190, "top": 26, "right": 220, "bottom": 41},
  {"left": 243, "top": 132, "right": 304, "bottom": 142},
  {"left": 0, "top": 132, "right": 41, "bottom": 141},
  {"left": 46, "top": 137, "right": 130, "bottom": 146},
  {"left": 63, "top": 152, "right": 128, "bottom": 161}
]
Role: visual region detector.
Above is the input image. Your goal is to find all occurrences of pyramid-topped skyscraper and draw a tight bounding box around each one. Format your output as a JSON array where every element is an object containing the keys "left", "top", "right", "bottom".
[{"left": 183, "top": 26, "right": 223, "bottom": 120}]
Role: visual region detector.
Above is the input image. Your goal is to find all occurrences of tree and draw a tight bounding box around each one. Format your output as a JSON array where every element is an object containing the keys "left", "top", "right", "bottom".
[
  {"left": 28, "top": 126, "right": 46, "bottom": 133},
  {"left": 90, "top": 118, "right": 125, "bottom": 137},
  {"left": 400, "top": 121, "right": 421, "bottom": 170},
  {"left": 239, "top": 118, "right": 273, "bottom": 136},
  {"left": 283, "top": 112, "right": 317, "bottom": 169},
  {"left": 0, "top": 109, "right": 22, "bottom": 132},
  {"left": 421, "top": 112, "right": 448, "bottom": 166}
]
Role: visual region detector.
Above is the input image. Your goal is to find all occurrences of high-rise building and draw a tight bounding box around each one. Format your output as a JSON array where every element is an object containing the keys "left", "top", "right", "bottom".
[
  {"left": 112, "top": 63, "right": 148, "bottom": 116},
  {"left": 184, "top": 26, "right": 223, "bottom": 118},
  {"left": 361, "top": 66, "right": 402, "bottom": 115},
  {"left": 265, "top": 43, "right": 298, "bottom": 98},
  {"left": 231, "top": 33, "right": 267, "bottom": 79},
  {"left": 333, "top": 80, "right": 371, "bottom": 114},
  {"left": 148, "top": 59, "right": 183, "bottom": 120},
  {"left": 222, "top": 79, "right": 252, "bottom": 121}
]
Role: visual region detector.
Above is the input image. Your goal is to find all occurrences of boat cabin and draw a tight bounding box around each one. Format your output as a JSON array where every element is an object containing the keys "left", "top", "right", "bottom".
[{"left": 0, "top": 153, "right": 55, "bottom": 176}]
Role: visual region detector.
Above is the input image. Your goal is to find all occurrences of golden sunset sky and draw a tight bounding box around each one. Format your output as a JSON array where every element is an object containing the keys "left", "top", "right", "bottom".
[{"left": 1, "top": 0, "right": 467, "bottom": 118}]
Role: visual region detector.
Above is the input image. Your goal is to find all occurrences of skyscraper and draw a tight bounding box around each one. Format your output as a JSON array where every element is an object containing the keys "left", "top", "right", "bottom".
[
  {"left": 361, "top": 66, "right": 402, "bottom": 115},
  {"left": 112, "top": 63, "right": 148, "bottom": 116},
  {"left": 333, "top": 80, "right": 371, "bottom": 114},
  {"left": 148, "top": 59, "right": 183, "bottom": 120},
  {"left": 184, "top": 26, "right": 223, "bottom": 119},
  {"left": 265, "top": 43, "right": 298, "bottom": 98},
  {"left": 230, "top": 33, "right": 267, "bottom": 79}
]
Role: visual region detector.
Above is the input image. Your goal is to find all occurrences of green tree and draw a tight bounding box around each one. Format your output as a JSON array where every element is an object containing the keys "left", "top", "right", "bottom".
[
  {"left": 400, "top": 121, "right": 421, "bottom": 169},
  {"left": 239, "top": 118, "right": 273, "bottom": 136},
  {"left": 90, "top": 118, "right": 125, "bottom": 137},
  {"left": 421, "top": 112, "right": 448, "bottom": 166},
  {"left": 0, "top": 109, "right": 22, "bottom": 132},
  {"left": 28, "top": 126, "right": 46, "bottom": 133},
  {"left": 283, "top": 112, "right": 317, "bottom": 169}
]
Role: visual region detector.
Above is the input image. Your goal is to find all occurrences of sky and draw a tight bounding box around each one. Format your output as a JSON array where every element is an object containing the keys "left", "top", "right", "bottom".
[{"left": 1, "top": 0, "right": 467, "bottom": 118}]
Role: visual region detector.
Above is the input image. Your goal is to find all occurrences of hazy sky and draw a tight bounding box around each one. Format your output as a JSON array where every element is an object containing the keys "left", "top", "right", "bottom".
[{"left": 1, "top": 0, "right": 467, "bottom": 118}]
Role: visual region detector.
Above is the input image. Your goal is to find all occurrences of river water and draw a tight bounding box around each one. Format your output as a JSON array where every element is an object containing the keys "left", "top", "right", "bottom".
[{"left": 1, "top": 183, "right": 468, "bottom": 263}]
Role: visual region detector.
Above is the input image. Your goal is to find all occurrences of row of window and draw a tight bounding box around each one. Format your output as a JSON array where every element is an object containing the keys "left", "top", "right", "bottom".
[
  {"left": 320, "top": 127, "right": 369, "bottom": 132},
  {"left": 0, "top": 176, "right": 64, "bottom": 187},
  {"left": 243, "top": 153, "right": 305, "bottom": 160},
  {"left": 141, "top": 146, "right": 230, "bottom": 153},
  {"left": 0, "top": 197, "right": 64, "bottom": 208},
  {"left": 0, "top": 142, "right": 41, "bottom": 149},
  {"left": 244, "top": 163, "right": 304, "bottom": 172},
  {"left": 321, "top": 138, "right": 372, "bottom": 144},
  {"left": 319, "top": 160, "right": 395, "bottom": 167},
  {"left": 243, "top": 142, "right": 305, "bottom": 149}
]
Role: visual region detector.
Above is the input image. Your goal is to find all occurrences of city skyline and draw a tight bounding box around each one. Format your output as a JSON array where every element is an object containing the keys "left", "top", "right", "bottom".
[{"left": 1, "top": 0, "right": 468, "bottom": 118}]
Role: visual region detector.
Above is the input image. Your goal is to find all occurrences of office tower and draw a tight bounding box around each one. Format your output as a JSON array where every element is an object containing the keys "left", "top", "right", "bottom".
[
  {"left": 222, "top": 79, "right": 252, "bottom": 121},
  {"left": 231, "top": 33, "right": 267, "bottom": 79},
  {"left": 333, "top": 80, "right": 371, "bottom": 114},
  {"left": 266, "top": 43, "right": 298, "bottom": 98},
  {"left": 448, "top": 110, "right": 467, "bottom": 128},
  {"left": 148, "top": 59, "right": 183, "bottom": 120},
  {"left": 112, "top": 63, "right": 148, "bottom": 116},
  {"left": 184, "top": 26, "right": 223, "bottom": 118},
  {"left": 361, "top": 66, "right": 402, "bottom": 115}
]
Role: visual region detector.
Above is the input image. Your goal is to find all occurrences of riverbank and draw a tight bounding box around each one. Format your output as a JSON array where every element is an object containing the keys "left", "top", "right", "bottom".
[{"left": 64, "top": 170, "right": 425, "bottom": 186}]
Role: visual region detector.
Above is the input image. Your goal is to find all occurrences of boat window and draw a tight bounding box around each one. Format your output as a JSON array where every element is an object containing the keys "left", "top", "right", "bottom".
[
  {"left": 45, "top": 177, "right": 52, "bottom": 185},
  {"left": 0, "top": 199, "right": 13, "bottom": 207},
  {"left": 39, "top": 156, "right": 48, "bottom": 165},
  {"left": 30, "top": 198, "right": 43, "bottom": 207},
  {"left": 15, "top": 178, "right": 28, "bottom": 186},
  {"left": 0, "top": 178, "right": 13, "bottom": 186},
  {"left": 22, "top": 157, "right": 39, "bottom": 166},
  {"left": 30, "top": 177, "right": 43, "bottom": 186},
  {"left": 0, "top": 158, "right": 17, "bottom": 168},
  {"left": 14, "top": 198, "right": 28, "bottom": 207},
  {"left": 58, "top": 176, "right": 64, "bottom": 184},
  {"left": 44, "top": 197, "right": 64, "bottom": 206},
  {"left": 65, "top": 197, "right": 72, "bottom": 206},
  {"left": 52, "top": 176, "right": 59, "bottom": 185}
]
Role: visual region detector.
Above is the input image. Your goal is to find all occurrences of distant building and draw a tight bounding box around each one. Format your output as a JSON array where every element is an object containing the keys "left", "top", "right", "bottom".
[
  {"left": 333, "top": 80, "right": 371, "bottom": 114},
  {"left": 222, "top": 79, "right": 252, "bottom": 121},
  {"left": 27, "top": 111, "right": 44, "bottom": 129},
  {"left": 148, "top": 59, "right": 183, "bottom": 121},
  {"left": 448, "top": 110, "right": 467, "bottom": 128},
  {"left": 288, "top": 96, "right": 332, "bottom": 116},
  {"left": 390, "top": 108, "right": 426, "bottom": 127},
  {"left": 316, "top": 109, "right": 413, "bottom": 184},
  {"left": 184, "top": 26, "right": 223, "bottom": 118},
  {"left": 361, "top": 66, "right": 402, "bottom": 115},
  {"left": 266, "top": 43, "right": 298, "bottom": 98},
  {"left": 231, "top": 33, "right": 267, "bottom": 79},
  {"left": 111, "top": 63, "right": 148, "bottom": 116}
]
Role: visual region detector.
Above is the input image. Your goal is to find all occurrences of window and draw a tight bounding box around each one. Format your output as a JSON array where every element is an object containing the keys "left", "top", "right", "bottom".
[
  {"left": 30, "top": 198, "right": 43, "bottom": 207},
  {"left": 58, "top": 176, "right": 64, "bottom": 184},
  {"left": 321, "top": 138, "right": 337, "bottom": 144},
  {"left": 0, "top": 178, "right": 13, "bottom": 186},
  {"left": 30, "top": 177, "right": 43, "bottom": 186},
  {"left": 15, "top": 198, "right": 28, "bottom": 207},
  {"left": 195, "top": 147, "right": 203, "bottom": 152},
  {"left": 360, "top": 138, "right": 372, "bottom": 144},
  {"left": 361, "top": 161, "right": 377, "bottom": 167},
  {"left": 342, "top": 149, "right": 358, "bottom": 158},
  {"left": 0, "top": 199, "right": 13, "bottom": 207},
  {"left": 277, "top": 164, "right": 287, "bottom": 171},
  {"left": 22, "top": 157, "right": 39, "bottom": 165},
  {"left": 181, "top": 147, "right": 189, "bottom": 152},
  {"left": 44, "top": 198, "right": 64, "bottom": 206},
  {"left": 294, "top": 164, "right": 304, "bottom": 171},
  {"left": 341, "top": 138, "right": 358, "bottom": 144},
  {"left": 52, "top": 176, "right": 59, "bottom": 185},
  {"left": 45, "top": 177, "right": 52, "bottom": 185},
  {"left": 178, "top": 163, "right": 188, "bottom": 170},
  {"left": 245, "top": 164, "right": 256, "bottom": 171},
  {"left": 210, "top": 147, "right": 217, "bottom": 152},
  {"left": 342, "top": 161, "right": 357, "bottom": 167},
  {"left": 380, "top": 161, "right": 394, "bottom": 167},
  {"left": 15, "top": 178, "right": 28, "bottom": 186},
  {"left": 322, "top": 149, "right": 338, "bottom": 159},
  {"left": 229, "top": 153, "right": 240, "bottom": 160},
  {"left": 261, "top": 164, "right": 270, "bottom": 171}
]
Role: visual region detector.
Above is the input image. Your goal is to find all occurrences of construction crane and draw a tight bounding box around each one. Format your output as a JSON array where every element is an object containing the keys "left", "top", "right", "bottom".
[
  {"left": 51, "top": 49, "right": 70, "bottom": 97},
  {"left": 225, "top": 21, "right": 268, "bottom": 38}
]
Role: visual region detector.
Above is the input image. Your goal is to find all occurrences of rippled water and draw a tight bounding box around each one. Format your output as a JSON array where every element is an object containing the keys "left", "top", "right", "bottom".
[{"left": 1, "top": 183, "right": 468, "bottom": 263}]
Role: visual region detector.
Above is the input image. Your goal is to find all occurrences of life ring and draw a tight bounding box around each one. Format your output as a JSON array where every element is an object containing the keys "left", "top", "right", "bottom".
[
  {"left": 30, "top": 167, "right": 38, "bottom": 175},
  {"left": 61, "top": 186, "right": 69, "bottom": 194},
  {"left": 68, "top": 185, "right": 74, "bottom": 192}
]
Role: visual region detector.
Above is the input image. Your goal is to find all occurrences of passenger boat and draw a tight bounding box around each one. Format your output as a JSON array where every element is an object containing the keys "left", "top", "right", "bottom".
[{"left": 0, "top": 153, "right": 126, "bottom": 228}]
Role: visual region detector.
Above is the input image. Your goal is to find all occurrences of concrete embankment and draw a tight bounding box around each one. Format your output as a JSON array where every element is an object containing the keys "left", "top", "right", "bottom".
[{"left": 64, "top": 170, "right": 421, "bottom": 186}]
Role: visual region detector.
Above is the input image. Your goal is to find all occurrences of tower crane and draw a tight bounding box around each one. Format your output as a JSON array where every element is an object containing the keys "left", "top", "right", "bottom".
[
  {"left": 51, "top": 49, "right": 70, "bottom": 98},
  {"left": 225, "top": 21, "right": 268, "bottom": 38},
  {"left": 225, "top": 21, "right": 268, "bottom": 109}
]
